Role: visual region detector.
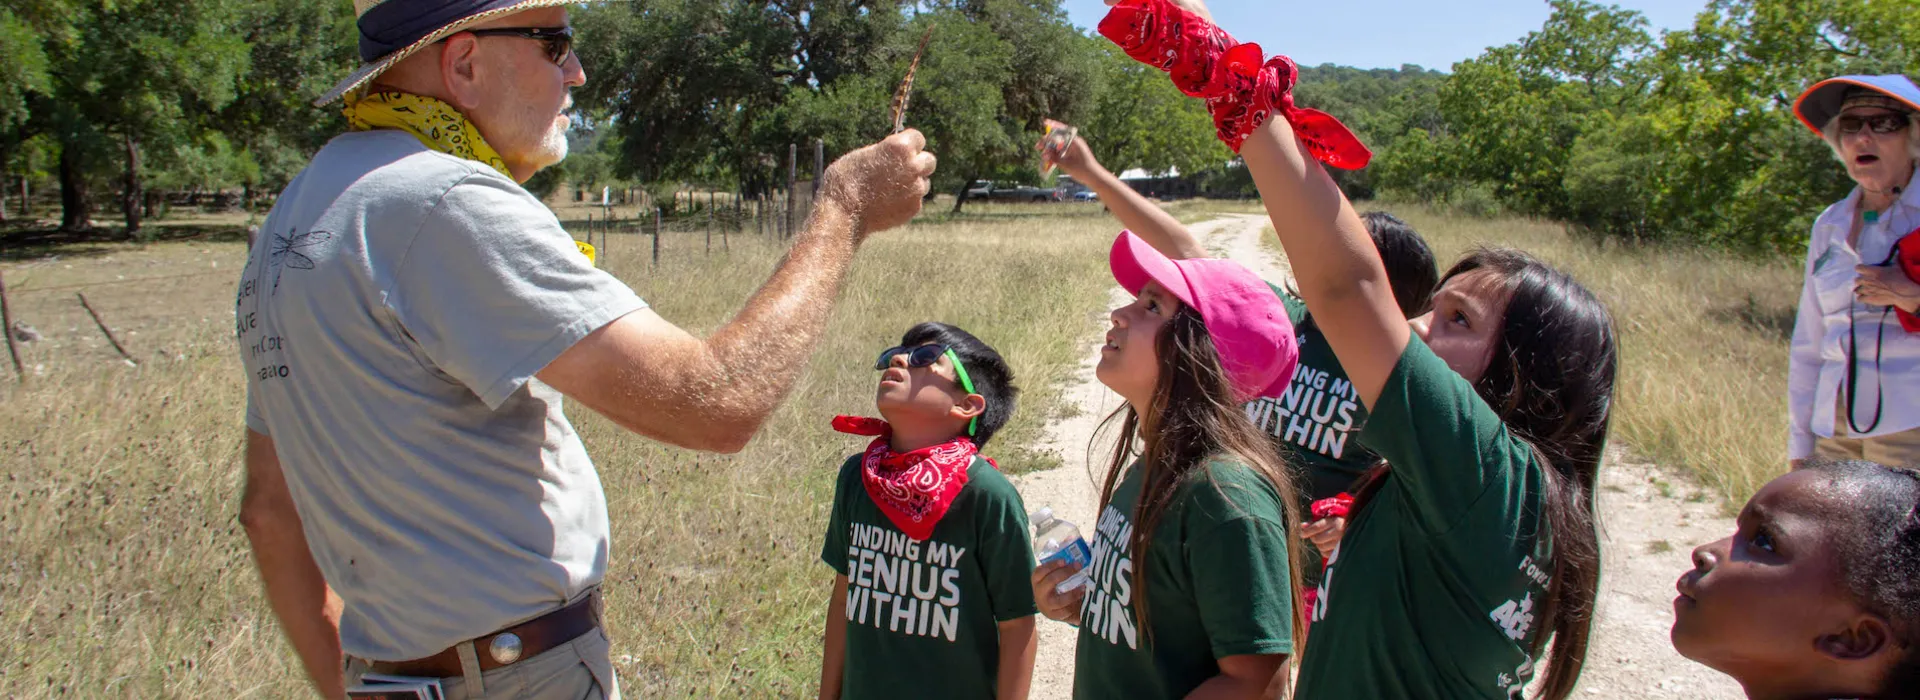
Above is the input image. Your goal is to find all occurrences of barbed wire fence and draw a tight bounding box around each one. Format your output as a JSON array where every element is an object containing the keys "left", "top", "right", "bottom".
[
  {"left": 0, "top": 141, "right": 841, "bottom": 381},
  {"left": 570, "top": 140, "right": 827, "bottom": 269}
]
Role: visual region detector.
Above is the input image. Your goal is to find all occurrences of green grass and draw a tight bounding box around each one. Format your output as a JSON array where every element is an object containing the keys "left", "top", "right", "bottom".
[
  {"left": 0, "top": 210, "right": 1119, "bottom": 697},
  {"left": 1264, "top": 202, "right": 1801, "bottom": 508}
]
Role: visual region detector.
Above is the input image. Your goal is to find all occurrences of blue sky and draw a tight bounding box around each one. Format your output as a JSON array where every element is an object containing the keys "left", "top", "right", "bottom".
[{"left": 1061, "top": 0, "right": 1710, "bottom": 72}]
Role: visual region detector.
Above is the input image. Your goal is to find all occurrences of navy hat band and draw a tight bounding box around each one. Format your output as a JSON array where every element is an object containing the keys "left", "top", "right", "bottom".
[{"left": 357, "top": 0, "right": 526, "bottom": 63}]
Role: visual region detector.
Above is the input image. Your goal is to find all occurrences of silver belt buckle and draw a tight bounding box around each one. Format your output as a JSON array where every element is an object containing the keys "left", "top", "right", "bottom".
[{"left": 488, "top": 632, "right": 523, "bottom": 665}]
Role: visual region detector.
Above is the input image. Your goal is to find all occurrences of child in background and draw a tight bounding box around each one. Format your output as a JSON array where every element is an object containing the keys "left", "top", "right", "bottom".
[
  {"left": 1673, "top": 459, "right": 1920, "bottom": 699},
  {"left": 818, "top": 322, "right": 1038, "bottom": 700},
  {"left": 1085, "top": 0, "right": 1620, "bottom": 696},
  {"left": 1032, "top": 232, "right": 1305, "bottom": 699},
  {"left": 1038, "top": 122, "right": 1438, "bottom": 560}
]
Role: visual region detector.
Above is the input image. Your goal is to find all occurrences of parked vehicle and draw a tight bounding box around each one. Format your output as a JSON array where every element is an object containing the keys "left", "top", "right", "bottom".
[{"left": 964, "top": 180, "right": 1063, "bottom": 203}]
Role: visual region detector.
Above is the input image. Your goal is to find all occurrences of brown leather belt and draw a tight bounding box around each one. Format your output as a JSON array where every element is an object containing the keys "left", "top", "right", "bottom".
[{"left": 366, "top": 591, "right": 602, "bottom": 678}]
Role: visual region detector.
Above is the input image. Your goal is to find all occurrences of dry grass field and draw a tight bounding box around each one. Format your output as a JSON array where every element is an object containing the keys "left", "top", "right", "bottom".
[
  {"left": 0, "top": 196, "right": 1801, "bottom": 697},
  {"left": 1267, "top": 202, "right": 1802, "bottom": 506},
  {"left": 0, "top": 201, "right": 1144, "bottom": 697}
]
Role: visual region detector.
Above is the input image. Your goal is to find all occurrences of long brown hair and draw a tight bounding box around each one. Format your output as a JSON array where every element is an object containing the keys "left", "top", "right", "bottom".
[
  {"left": 1093, "top": 306, "right": 1309, "bottom": 662},
  {"left": 1348, "top": 248, "right": 1614, "bottom": 700}
]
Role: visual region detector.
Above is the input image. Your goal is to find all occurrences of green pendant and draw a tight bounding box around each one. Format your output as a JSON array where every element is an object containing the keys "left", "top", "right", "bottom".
[{"left": 1865, "top": 210, "right": 1880, "bottom": 224}]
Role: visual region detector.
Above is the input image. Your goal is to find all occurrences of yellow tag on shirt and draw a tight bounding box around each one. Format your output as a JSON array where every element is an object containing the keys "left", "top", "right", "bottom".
[{"left": 575, "top": 240, "right": 597, "bottom": 267}]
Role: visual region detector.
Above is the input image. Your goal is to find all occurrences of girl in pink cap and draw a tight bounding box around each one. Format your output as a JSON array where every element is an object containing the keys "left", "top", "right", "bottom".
[
  {"left": 1082, "top": 0, "right": 1619, "bottom": 697},
  {"left": 1030, "top": 231, "right": 1308, "bottom": 698}
]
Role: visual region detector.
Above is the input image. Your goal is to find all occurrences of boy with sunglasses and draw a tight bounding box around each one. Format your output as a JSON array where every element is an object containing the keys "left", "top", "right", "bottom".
[{"left": 818, "top": 322, "right": 1039, "bottom": 700}]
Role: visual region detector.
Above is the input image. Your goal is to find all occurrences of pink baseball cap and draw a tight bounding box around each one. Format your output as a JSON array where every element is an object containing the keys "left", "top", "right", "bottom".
[{"left": 1109, "top": 230, "right": 1298, "bottom": 402}]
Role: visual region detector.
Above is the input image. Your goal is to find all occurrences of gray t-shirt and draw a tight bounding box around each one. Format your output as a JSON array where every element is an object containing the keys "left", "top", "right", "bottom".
[{"left": 235, "top": 130, "right": 647, "bottom": 660}]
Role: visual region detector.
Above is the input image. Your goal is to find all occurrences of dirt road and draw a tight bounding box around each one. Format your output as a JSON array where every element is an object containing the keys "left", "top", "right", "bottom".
[{"left": 1008, "top": 215, "right": 1746, "bottom": 698}]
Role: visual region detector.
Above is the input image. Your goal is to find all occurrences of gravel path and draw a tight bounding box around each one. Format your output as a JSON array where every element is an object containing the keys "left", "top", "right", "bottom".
[{"left": 1009, "top": 215, "right": 1746, "bottom": 698}]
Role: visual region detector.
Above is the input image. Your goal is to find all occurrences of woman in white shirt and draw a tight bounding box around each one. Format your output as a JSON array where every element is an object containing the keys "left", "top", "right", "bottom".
[{"left": 1788, "top": 75, "right": 1920, "bottom": 468}]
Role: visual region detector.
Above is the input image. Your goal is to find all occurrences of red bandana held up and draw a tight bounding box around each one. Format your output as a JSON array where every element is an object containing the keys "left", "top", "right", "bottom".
[
  {"left": 1097, "top": 0, "right": 1372, "bottom": 168},
  {"left": 832, "top": 416, "right": 995, "bottom": 541}
]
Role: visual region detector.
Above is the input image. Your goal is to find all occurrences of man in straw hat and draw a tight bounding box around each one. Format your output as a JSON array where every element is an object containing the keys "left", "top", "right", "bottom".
[{"left": 233, "top": 0, "right": 936, "bottom": 697}]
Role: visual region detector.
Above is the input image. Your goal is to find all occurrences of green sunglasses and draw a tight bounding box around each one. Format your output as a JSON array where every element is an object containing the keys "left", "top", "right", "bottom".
[{"left": 874, "top": 343, "right": 981, "bottom": 437}]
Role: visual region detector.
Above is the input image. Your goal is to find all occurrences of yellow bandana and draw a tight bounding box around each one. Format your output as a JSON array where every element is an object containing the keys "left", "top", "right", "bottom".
[
  {"left": 343, "top": 91, "right": 597, "bottom": 267},
  {"left": 344, "top": 91, "right": 513, "bottom": 178}
]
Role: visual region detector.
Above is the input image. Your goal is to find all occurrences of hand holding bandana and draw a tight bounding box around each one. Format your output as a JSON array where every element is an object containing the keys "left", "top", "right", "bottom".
[
  {"left": 1311, "top": 492, "right": 1355, "bottom": 521},
  {"left": 1897, "top": 228, "right": 1920, "bottom": 332},
  {"left": 1097, "top": 0, "right": 1372, "bottom": 168}
]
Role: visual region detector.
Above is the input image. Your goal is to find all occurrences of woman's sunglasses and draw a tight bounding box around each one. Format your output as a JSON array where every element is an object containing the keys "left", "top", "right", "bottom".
[
  {"left": 874, "top": 343, "right": 980, "bottom": 436},
  {"left": 461, "top": 26, "right": 574, "bottom": 66},
  {"left": 1837, "top": 112, "right": 1911, "bottom": 135}
]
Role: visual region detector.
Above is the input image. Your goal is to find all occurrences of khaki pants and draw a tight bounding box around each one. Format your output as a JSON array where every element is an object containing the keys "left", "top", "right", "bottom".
[
  {"left": 1816, "top": 403, "right": 1920, "bottom": 469},
  {"left": 346, "top": 628, "right": 620, "bottom": 700}
]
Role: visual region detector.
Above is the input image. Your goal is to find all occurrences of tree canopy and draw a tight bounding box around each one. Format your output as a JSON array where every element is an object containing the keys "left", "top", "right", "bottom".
[{"left": 2, "top": 0, "right": 1908, "bottom": 252}]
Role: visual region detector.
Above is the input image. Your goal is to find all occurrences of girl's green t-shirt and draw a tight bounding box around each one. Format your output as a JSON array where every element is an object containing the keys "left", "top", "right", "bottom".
[
  {"left": 1296, "top": 337, "right": 1554, "bottom": 700},
  {"left": 820, "top": 455, "right": 1038, "bottom": 700},
  {"left": 1244, "top": 288, "right": 1379, "bottom": 501},
  {"left": 1072, "top": 458, "right": 1296, "bottom": 700}
]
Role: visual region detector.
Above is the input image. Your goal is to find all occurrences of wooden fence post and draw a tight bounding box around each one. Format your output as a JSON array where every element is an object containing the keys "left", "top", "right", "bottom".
[
  {"left": 786, "top": 144, "right": 798, "bottom": 239},
  {"left": 652, "top": 207, "right": 662, "bottom": 268},
  {"left": 705, "top": 190, "right": 713, "bottom": 255},
  {"left": 813, "top": 139, "right": 825, "bottom": 223},
  {"left": 1, "top": 268, "right": 24, "bottom": 382}
]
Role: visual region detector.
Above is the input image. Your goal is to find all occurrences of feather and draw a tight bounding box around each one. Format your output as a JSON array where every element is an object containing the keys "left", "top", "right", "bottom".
[{"left": 890, "top": 27, "right": 935, "bottom": 134}]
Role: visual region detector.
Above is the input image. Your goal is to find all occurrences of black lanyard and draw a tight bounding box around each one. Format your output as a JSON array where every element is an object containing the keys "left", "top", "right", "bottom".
[
  {"left": 1844, "top": 244, "right": 1902, "bottom": 435},
  {"left": 1844, "top": 303, "right": 1890, "bottom": 434}
]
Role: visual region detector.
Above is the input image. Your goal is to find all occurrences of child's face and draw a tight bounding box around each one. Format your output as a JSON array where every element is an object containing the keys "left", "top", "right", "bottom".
[
  {"left": 1097, "top": 281, "right": 1178, "bottom": 408},
  {"left": 874, "top": 343, "right": 974, "bottom": 433},
  {"left": 1671, "top": 469, "right": 1864, "bottom": 676},
  {"left": 1409, "top": 269, "right": 1509, "bottom": 384}
]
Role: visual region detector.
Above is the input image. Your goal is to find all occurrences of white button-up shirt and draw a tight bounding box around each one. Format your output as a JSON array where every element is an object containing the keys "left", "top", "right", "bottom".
[{"left": 1788, "top": 168, "right": 1920, "bottom": 458}]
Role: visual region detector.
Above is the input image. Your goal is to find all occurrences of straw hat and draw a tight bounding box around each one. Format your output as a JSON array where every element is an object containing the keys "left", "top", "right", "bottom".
[{"left": 314, "top": 0, "right": 586, "bottom": 107}]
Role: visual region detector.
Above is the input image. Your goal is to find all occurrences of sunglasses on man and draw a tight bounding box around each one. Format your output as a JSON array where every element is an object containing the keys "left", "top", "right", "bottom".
[
  {"left": 454, "top": 26, "right": 574, "bottom": 65},
  {"left": 874, "top": 343, "right": 981, "bottom": 436},
  {"left": 1837, "top": 112, "right": 1911, "bottom": 135}
]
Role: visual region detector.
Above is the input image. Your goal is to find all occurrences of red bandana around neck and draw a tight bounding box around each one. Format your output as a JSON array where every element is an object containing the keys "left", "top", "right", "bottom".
[{"left": 832, "top": 415, "right": 994, "bottom": 541}]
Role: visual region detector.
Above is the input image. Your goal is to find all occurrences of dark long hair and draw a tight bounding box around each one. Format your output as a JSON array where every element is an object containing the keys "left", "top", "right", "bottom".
[
  {"left": 1288, "top": 210, "right": 1439, "bottom": 322},
  {"left": 1349, "top": 247, "right": 1615, "bottom": 700},
  {"left": 1093, "top": 307, "right": 1308, "bottom": 663}
]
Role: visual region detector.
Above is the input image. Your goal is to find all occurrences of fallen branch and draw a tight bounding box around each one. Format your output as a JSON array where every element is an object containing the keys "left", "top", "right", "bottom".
[{"left": 76, "top": 292, "right": 139, "bottom": 366}]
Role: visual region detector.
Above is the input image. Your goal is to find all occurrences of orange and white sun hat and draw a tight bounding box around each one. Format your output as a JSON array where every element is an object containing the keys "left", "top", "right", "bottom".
[
  {"left": 314, "top": 0, "right": 587, "bottom": 107},
  {"left": 1792, "top": 74, "right": 1920, "bottom": 136}
]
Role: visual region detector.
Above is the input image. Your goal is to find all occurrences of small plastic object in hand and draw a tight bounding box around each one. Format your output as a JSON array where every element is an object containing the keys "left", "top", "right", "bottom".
[{"left": 1039, "top": 120, "right": 1078, "bottom": 176}]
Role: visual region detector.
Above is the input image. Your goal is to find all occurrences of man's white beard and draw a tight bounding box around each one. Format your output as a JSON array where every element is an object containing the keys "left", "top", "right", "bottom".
[{"left": 538, "top": 120, "right": 570, "bottom": 164}]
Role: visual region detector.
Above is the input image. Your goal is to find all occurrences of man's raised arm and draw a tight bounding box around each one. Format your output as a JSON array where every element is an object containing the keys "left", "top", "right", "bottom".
[{"left": 539, "top": 130, "right": 937, "bottom": 453}]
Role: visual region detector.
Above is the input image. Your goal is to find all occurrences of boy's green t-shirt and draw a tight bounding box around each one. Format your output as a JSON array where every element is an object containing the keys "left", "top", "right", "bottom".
[
  {"left": 1244, "top": 288, "right": 1378, "bottom": 500},
  {"left": 1072, "top": 458, "right": 1296, "bottom": 700},
  {"left": 820, "top": 454, "right": 1038, "bottom": 700},
  {"left": 1296, "top": 337, "right": 1554, "bottom": 700}
]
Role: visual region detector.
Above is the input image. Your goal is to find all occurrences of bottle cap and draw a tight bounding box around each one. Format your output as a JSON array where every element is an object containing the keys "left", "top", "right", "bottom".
[{"left": 1031, "top": 507, "right": 1055, "bottom": 527}]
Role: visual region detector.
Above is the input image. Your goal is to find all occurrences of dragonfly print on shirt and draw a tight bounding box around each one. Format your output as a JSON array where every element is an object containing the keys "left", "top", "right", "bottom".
[{"left": 268, "top": 227, "right": 333, "bottom": 293}]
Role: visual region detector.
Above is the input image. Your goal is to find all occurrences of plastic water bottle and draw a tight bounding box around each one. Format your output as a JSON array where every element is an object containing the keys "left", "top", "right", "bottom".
[{"left": 1031, "top": 507, "right": 1093, "bottom": 594}]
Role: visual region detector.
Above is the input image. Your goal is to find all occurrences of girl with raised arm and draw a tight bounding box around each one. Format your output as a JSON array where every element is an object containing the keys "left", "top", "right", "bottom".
[{"left": 1093, "top": 1, "right": 1618, "bottom": 697}]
